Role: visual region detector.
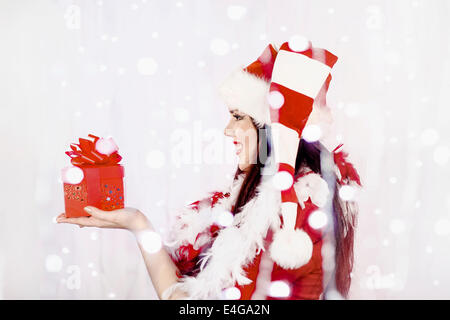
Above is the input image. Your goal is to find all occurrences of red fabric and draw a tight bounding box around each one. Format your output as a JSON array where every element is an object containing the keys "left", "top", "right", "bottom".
[
  {"left": 171, "top": 180, "right": 326, "bottom": 300},
  {"left": 268, "top": 42, "right": 338, "bottom": 136},
  {"left": 279, "top": 42, "right": 338, "bottom": 69},
  {"left": 278, "top": 163, "right": 298, "bottom": 204},
  {"left": 269, "top": 239, "right": 323, "bottom": 300},
  {"left": 236, "top": 199, "right": 324, "bottom": 300},
  {"left": 172, "top": 229, "right": 220, "bottom": 277},
  {"left": 171, "top": 192, "right": 229, "bottom": 276},
  {"left": 275, "top": 199, "right": 323, "bottom": 300},
  {"left": 211, "top": 191, "right": 230, "bottom": 206},
  {"left": 265, "top": 43, "right": 335, "bottom": 294},
  {"left": 278, "top": 162, "right": 295, "bottom": 175},
  {"left": 174, "top": 243, "right": 201, "bottom": 275},
  {"left": 244, "top": 44, "right": 278, "bottom": 81},
  {"left": 186, "top": 191, "right": 230, "bottom": 211},
  {"left": 236, "top": 252, "right": 263, "bottom": 300},
  {"left": 333, "top": 144, "right": 362, "bottom": 186},
  {"left": 281, "top": 186, "right": 298, "bottom": 204},
  {"left": 243, "top": 41, "right": 339, "bottom": 134},
  {"left": 269, "top": 83, "right": 314, "bottom": 136},
  {"left": 295, "top": 199, "right": 323, "bottom": 244}
]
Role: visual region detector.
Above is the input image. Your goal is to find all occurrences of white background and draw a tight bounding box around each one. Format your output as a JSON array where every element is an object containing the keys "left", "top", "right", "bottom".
[{"left": 1, "top": 0, "right": 449, "bottom": 299}]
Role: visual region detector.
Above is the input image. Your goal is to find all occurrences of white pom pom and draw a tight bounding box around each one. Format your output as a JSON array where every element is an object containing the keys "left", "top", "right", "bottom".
[{"left": 269, "top": 228, "right": 313, "bottom": 269}]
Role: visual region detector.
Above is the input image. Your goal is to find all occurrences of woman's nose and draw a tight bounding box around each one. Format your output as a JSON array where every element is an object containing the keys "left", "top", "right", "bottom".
[{"left": 224, "top": 121, "right": 234, "bottom": 137}]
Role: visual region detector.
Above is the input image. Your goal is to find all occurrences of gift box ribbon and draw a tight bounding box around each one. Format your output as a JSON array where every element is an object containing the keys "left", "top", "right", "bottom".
[{"left": 65, "top": 134, "right": 122, "bottom": 167}]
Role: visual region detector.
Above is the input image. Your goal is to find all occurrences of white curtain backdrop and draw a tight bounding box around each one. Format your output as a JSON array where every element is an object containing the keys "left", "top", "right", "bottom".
[{"left": 1, "top": 0, "right": 449, "bottom": 299}]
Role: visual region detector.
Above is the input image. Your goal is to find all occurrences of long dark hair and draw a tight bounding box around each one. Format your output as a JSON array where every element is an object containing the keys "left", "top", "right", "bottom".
[{"left": 231, "top": 121, "right": 356, "bottom": 299}]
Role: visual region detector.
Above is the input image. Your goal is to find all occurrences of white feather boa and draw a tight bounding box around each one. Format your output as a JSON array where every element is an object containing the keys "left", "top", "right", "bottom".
[{"left": 162, "top": 170, "right": 330, "bottom": 300}]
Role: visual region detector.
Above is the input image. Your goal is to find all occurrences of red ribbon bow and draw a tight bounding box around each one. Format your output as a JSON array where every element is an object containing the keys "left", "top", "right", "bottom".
[{"left": 65, "top": 134, "right": 122, "bottom": 167}]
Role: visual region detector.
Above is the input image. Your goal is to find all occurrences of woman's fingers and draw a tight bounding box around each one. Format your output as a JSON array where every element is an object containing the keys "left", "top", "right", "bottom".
[
  {"left": 57, "top": 215, "right": 94, "bottom": 226},
  {"left": 56, "top": 213, "right": 66, "bottom": 220},
  {"left": 56, "top": 208, "right": 109, "bottom": 222},
  {"left": 56, "top": 213, "right": 68, "bottom": 223},
  {"left": 84, "top": 206, "right": 114, "bottom": 221},
  {"left": 56, "top": 207, "right": 136, "bottom": 230}
]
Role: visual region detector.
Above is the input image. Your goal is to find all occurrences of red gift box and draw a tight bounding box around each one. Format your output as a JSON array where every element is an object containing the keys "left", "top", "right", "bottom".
[{"left": 62, "top": 134, "right": 125, "bottom": 218}]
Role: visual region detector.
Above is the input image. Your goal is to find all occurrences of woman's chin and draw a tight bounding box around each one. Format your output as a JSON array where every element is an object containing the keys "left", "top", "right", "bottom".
[{"left": 238, "top": 163, "right": 250, "bottom": 172}]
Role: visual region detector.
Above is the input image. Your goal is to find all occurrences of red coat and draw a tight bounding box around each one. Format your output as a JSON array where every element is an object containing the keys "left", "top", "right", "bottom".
[
  {"left": 236, "top": 199, "right": 324, "bottom": 300},
  {"left": 167, "top": 171, "right": 330, "bottom": 300}
]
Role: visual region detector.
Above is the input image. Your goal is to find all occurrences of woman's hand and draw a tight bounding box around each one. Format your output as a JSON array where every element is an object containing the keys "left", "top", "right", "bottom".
[{"left": 56, "top": 206, "right": 153, "bottom": 234}]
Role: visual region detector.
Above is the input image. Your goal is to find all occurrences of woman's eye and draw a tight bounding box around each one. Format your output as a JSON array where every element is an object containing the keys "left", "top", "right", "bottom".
[{"left": 233, "top": 115, "right": 242, "bottom": 120}]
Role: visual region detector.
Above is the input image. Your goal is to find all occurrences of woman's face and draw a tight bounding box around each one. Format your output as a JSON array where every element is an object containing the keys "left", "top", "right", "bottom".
[{"left": 224, "top": 109, "right": 258, "bottom": 172}]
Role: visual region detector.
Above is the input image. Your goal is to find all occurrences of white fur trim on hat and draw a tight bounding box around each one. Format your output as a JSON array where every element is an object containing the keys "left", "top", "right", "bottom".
[
  {"left": 218, "top": 67, "right": 271, "bottom": 127},
  {"left": 269, "top": 228, "right": 313, "bottom": 269}
]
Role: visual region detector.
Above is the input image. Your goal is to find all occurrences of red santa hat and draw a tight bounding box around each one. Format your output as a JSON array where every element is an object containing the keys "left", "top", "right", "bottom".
[{"left": 218, "top": 37, "right": 338, "bottom": 269}]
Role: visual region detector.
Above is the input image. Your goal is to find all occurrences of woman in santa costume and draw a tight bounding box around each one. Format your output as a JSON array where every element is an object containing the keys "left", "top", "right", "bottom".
[{"left": 57, "top": 39, "right": 361, "bottom": 300}]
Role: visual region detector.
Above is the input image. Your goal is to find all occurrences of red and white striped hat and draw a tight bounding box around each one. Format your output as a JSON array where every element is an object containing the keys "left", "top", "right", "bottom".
[{"left": 219, "top": 38, "right": 338, "bottom": 269}]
